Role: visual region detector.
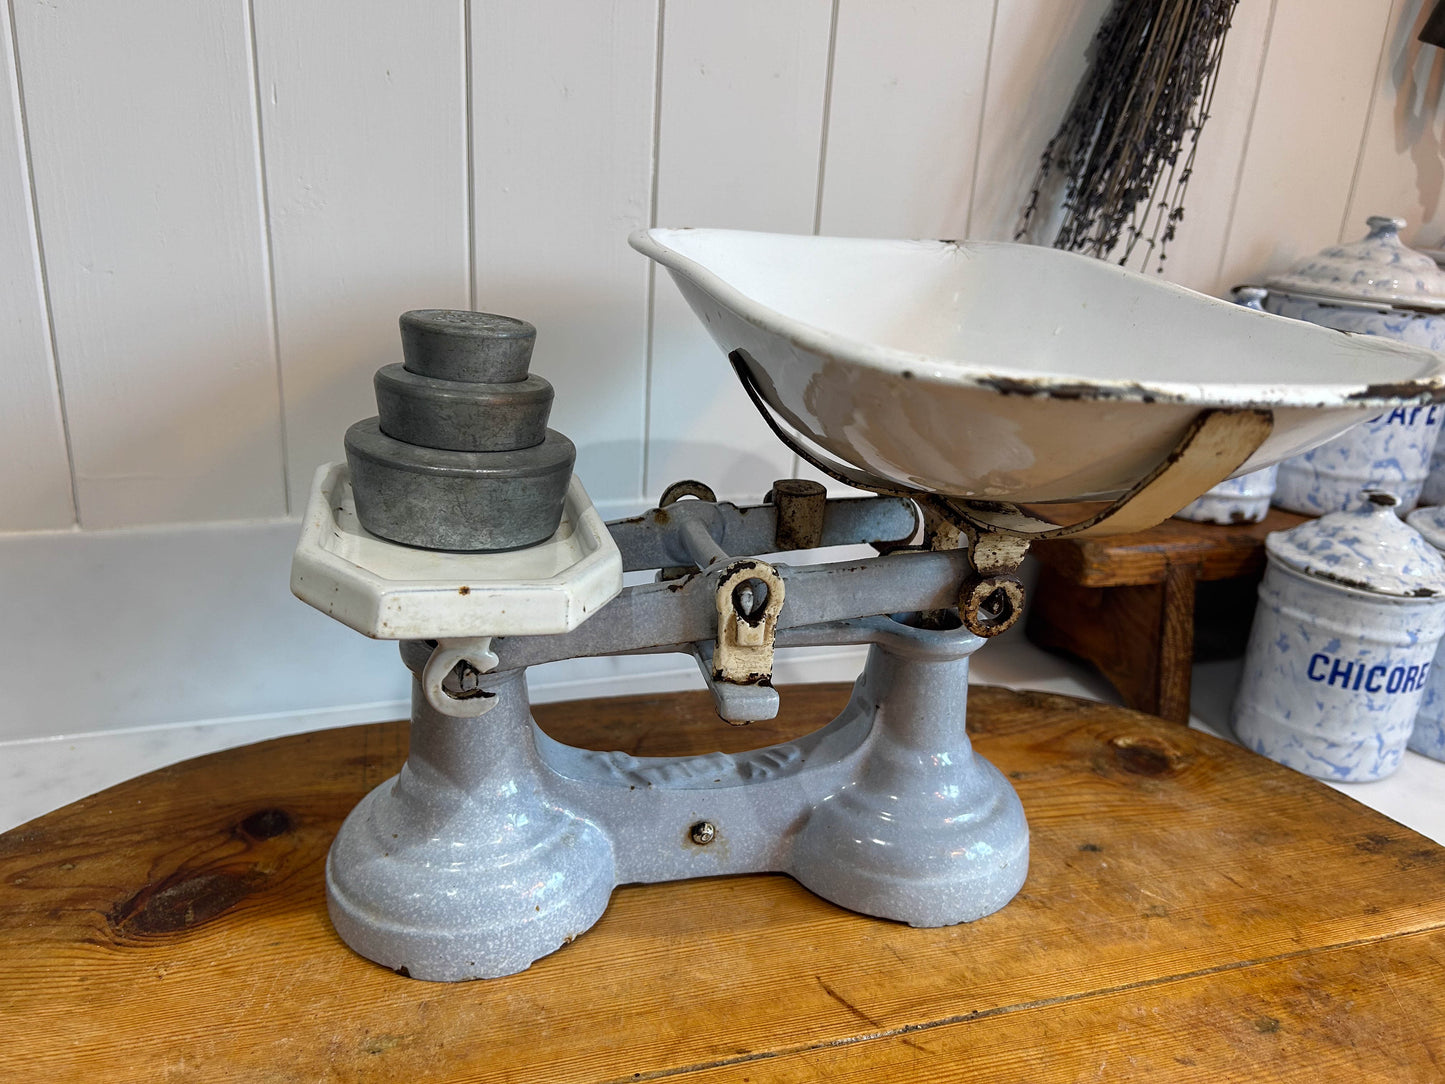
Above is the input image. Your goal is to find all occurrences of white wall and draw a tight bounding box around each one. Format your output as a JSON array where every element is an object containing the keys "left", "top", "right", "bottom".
[{"left": 0, "top": 0, "right": 1436, "bottom": 742}]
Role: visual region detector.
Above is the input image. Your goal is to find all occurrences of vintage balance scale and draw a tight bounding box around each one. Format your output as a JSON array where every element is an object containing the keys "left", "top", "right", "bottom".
[{"left": 291, "top": 229, "right": 1445, "bottom": 981}]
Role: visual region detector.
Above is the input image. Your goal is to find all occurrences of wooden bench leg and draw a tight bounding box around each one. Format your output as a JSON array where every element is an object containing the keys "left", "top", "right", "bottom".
[{"left": 1026, "top": 564, "right": 1197, "bottom": 723}]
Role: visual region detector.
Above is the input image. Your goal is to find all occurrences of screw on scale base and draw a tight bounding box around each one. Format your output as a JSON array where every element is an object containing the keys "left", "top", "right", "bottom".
[{"left": 689, "top": 821, "right": 717, "bottom": 845}]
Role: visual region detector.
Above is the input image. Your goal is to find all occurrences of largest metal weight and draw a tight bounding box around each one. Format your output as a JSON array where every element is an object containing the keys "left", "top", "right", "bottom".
[{"left": 345, "top": 310, "right": 575, "bottom": 552}]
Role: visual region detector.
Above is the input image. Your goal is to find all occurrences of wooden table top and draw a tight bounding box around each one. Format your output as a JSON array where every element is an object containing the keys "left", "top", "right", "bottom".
[{"left": 4, "top": 683, "right": 1444, "bottom": 1082}]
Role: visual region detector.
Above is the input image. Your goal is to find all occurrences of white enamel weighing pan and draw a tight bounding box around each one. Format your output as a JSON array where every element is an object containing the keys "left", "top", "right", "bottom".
[{"left": 632, "top": 228, "right": 1445, "bottom": 504}]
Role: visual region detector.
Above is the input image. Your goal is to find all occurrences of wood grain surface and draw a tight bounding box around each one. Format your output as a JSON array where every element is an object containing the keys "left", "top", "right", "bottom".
[
  {"left": 3, "top": 683, "right": 1443, "bottom": 1082},
  {"left": 1024, "top": 505, "right": 1311, "bottom": 722},
  {"left": 1028, "top": 504, "right": 1309, "bottom": 588}
]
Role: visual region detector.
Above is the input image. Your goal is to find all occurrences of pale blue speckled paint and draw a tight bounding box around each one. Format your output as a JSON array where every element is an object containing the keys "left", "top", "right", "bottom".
[
  {"left": 1424, "top": 430, "right": 1445, "bottom": 507},
  {"left": 1404, "top": 504, "right": 1445, "bottom": 762}
]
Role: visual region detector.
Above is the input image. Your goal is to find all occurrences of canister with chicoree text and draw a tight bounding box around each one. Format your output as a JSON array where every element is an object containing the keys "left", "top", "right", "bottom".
[{"left": 1232, "top": 491, "right": 1445, "bottom": 782}]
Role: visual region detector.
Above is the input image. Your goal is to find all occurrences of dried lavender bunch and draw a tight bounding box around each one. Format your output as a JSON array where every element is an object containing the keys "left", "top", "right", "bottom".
[{"left": 1017, "top": 0, "right": 1238, "bottom": 273}]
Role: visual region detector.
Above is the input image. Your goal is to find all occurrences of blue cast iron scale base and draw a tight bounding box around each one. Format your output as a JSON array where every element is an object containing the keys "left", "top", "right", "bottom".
[{"left": 323, "top": 487, "right": 1030, "bottom": 981}]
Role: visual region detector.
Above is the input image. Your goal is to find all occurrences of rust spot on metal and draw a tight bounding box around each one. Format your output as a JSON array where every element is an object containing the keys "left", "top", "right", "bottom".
[
  {"left": 712, "top": 668, "right": 773, "bottom": 687},
  {"left": 959, "top": 574, "right": 1025, "bottom": 638},
  {"left": 1347, "top": 381, "right": 1445, "bottom": 402},
  {"left": 769, "top": 477, "right": 826, "bottom": 551},
  {"left": 973, "top": 376, "right": 1181, "bottom": 403},
  {"left": 1311, "top": 567, "right": 1437, "bottom": 597},
  {"left": 458, "top": 585, "right": 471, "bottom": 595},
  {"left": 658, "top": 479, "right": 717, "bottom": 507}
]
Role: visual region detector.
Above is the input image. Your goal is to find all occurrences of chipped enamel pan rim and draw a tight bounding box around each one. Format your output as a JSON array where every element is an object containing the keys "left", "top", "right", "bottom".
[{"left": 631, "top": 228, "right": 1445, "bottom": 410}]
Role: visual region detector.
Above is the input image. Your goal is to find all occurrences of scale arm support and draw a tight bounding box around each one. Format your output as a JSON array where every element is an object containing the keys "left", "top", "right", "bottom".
[
  {"left": 484, "top": 547, "right": 972, "bottom": 672},
  {"left": 605, "top": 493, "right": 918, "bottom": 573}
]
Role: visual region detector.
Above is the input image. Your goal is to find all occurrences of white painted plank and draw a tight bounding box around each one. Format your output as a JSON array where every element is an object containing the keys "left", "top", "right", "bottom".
[
  {"left": 646, "top": 0, "right": 835, "bottom": 503},
  {"left": 1342, "top": 0, "right": 1445, "bottom": 249},
  {"left": 471, "top": 0, "right": 659, "bottom": 512},
  {"left": 1151, "top": 0, "right": 1276, "bottom": 295},
  {"left": 0, "top": 0, "right": 72, "bottom": 529},
  {"left": 1217, "top": 0, "right": 1395, "bottom": 288},
  {"left": 817, "top": 0, "right": 995, "bottom": 240},
  {"left": 12, "top": 0, "right": 283, "bottom": 527},
  {"left": 795, "top": 0, "right": 994, "bottom": 495},
  {"left": 255, "top": 1, "right": 471, "bottom": 515},
  {"left": 967, "top": 0, "right": 1112, "bottom": 242},
  {"left": 0, "top": 518, "right": 408, "bottom": 742}
]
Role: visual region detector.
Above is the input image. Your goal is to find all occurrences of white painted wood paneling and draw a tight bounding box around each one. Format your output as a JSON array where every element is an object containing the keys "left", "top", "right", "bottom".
[
  {"left": 797, "top": 0, "right": 994, "bottom": 494},
  {"left": 471, "top": 0, "right": 659, "bottom": 512},
  {"left": 1343, "top": 0, "right": 1445, "bottom": 248},
  {"left": 255, "top": 1, "right": 471, "bottom": 514},
  {"left": 0, "top": 0, "right": 72, "bottom": 530},
  {"left": 1151, "top": 0, "right": 1277, "bottom": 295},
  {"left": 0, "top": 518, "right": 409, "bottom": 742},
  {"left": 817, "top": 0, "right": 994, "bottom": 240},
  {"left": 645, "top": 0, "right": 835, "bottom": 502},
  {"left": 12, "top": 0, "right": 284, "bottom": 527},
  {"left": 1217, "top": 0, "right": 1395, "bottom": 287},
  {"left": 968, "top": 0, "right": 1112, "bottom": 242}
]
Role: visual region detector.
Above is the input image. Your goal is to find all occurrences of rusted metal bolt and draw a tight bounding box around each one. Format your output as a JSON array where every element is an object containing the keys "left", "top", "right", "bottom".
[
  {"left": 732, "top": 578, "right": 769, "bottom": 621},
  {"left": 959, "top": 574, "right": 1026, "bottom": 638},
  {"left": 442, "top": 659, "right": 490, "bottom": 700},
  {"left": 689, "top": 821, "right": 717, "bottom": 845}
]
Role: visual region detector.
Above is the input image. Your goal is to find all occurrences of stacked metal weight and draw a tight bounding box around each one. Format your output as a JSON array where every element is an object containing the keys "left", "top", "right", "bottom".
[{"left": 345, "top": 310, "right": 575, "bottom": 551}]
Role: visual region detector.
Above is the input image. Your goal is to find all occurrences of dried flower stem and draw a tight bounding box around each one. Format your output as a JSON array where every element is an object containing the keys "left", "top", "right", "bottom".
[{"left": 1018, "top": 0, "right": 1238, "bottom": 274}]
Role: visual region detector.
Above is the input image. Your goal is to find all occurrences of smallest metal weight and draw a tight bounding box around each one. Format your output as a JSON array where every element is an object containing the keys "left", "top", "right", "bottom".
[{"left": 346, "top": 310, "right": 575, "bottom": 551}]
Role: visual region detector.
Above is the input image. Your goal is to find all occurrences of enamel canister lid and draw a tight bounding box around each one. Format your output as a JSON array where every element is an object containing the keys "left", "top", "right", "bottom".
[
  {"left": 1265, "top": 216, "right": 1445, "bottom": 312},
  {"left": 1266, "top": 492, "right": 1445, "bottom": 598}
]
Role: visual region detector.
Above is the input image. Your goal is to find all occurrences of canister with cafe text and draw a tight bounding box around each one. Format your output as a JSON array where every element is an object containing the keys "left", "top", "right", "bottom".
[{"left": 1264, "top": 217, "right": 1445, "bottom": 515}]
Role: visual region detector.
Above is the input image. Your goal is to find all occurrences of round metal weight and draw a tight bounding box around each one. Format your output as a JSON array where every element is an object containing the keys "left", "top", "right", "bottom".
[
  {"left": 400, "top": 310, "right": 537, "bottom": 384},
  {"left": 345, "top": 418, "right": 575, "bottom": 552},
  {"left": 374, "top": 365, "right": 553, "bottom": 452}
]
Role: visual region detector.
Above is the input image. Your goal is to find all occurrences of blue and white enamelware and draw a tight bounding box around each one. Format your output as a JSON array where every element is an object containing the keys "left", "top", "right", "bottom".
[
  {"left": 1265, "top": 217, "right": 1445, "bottom": 516},
  {"left": 1403, "top": 503, "right": 1445, "bottom": 762},
  {"left": 1233, "top": 492, "right": 1445, "bottom": 782}
]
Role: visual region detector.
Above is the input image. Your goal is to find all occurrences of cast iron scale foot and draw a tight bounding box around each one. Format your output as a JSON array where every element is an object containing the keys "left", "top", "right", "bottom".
[{"left": 292, "top": 307, "right": 1273, "bottom": 981}]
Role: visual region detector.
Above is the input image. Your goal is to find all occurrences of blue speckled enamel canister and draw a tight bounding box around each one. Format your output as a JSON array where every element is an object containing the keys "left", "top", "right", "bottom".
[
  {"left": 1403, "top": 504, "right": 1445, "bottom": 762},
  {"left": 1232, "top": 493, "right": 1445, "bottom": 782},
  {"left": 1264, "top": 217, "right": 1445, "bottom": 516}
]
